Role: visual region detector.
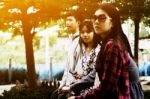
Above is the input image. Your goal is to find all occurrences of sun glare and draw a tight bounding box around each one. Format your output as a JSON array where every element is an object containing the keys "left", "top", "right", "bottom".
[
  {"left": 0, "top": 2, "right": 4, "bottom": 8},
  {"left": 8, "top": 8, "right": 21, "bottom": 14},
  {"left": 27, "top": 6, "right": 39, "bottom": 14}
]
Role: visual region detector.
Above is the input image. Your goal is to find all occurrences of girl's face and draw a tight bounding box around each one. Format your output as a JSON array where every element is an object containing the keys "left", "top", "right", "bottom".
[
  {"left": 92, "top": 9, "right": 113, "bottom": 38},
  {"left": 80, "top": 26, "right": 94, "bottom": 45}
]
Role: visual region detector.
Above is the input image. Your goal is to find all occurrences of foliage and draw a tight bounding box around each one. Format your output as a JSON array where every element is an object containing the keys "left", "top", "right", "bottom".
[
  {"left": 62, "top": 0, "right": 101, "bottom": 21},
  {"left": 0, "top": 87, "right": 56, "bottom": 99},
  {"left": 49, "top": 34, "right": 57, "bottom": 47},
  {"left": 0, "top": 35, "right": 67, "bottom": 64},
  {"left": 113, "top": 0, "right": 150, "bottom": 62},
  {"left": 50, "top": 45, "right": 68, "bottom": 63},
  {"left": 0, "top": 68, "right": 27, "bottom": 84},
  {"left": 0, "top": 36, "right": 25, "bottom": 64},
  {"left": 0, "top": 0, "right": 73, "bottom": 88},
  {"left": 143, "top": 18, "right": 150, "bottom": 28},
  {"left": 0, "top": 79, "right": 150, "bottom": 99},
  {"left": 139, "top": 22, "right": 150, "bottom": 38},
  {"left": 33, "top": 35, "right": 42, "bottom": 50},
  {"left": 143, "top": 1, "right": 150, "bottom": 27},
  {"left": 0, "top": 79, "right": 60, "bottom": 99},
  {"left": 57, "top": 19, "right": 68, "bottom": 37},
  {"left": 114, "top": 0, "right": 150, "bottom": 23}
]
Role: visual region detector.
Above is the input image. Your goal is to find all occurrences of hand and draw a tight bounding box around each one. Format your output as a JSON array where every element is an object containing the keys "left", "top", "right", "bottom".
[
  {"left": 74, "top": 74, "right": 82, "bottom": 79},
  {"left": 58, "top": 88, "right": 62, "bottom": 94},
  {"left": 68, "top": 96, "right": 75, "bottom": 99},
  {"left": 61, "top": 86, "right": 70, "bottom": 92}
]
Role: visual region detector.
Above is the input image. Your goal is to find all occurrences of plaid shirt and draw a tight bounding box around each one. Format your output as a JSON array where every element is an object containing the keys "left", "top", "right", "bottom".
[{"left": 76, "top": 39, "right": 130, "bottom": 99}]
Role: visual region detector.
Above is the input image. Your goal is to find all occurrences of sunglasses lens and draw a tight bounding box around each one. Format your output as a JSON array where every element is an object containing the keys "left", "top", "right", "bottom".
[
  {"left": 99, "top": 15, "right": 107, "bottom": 20},
  {"left": 92, "top": 14, "right": 107, "bottom": 22}
]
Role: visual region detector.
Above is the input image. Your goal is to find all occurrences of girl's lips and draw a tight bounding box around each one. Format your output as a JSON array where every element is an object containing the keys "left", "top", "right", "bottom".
[
  {"left": 94, "top": 25, "right": 100, "bottom": 29},
  {"left": 83, "top": 38, "right": 88, "bottom": 40},
  {"left": 94, "top": 26, "right": 101, "bottom": 30},
  {"left": 82, "top": 37, "right": 89, "bottom": 41}
]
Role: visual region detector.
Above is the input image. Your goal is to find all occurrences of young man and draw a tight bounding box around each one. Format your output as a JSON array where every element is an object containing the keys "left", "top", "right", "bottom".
[
  {"left": 50, "top": 13, "right": 80, "bottom": 99},
  {"left": 59, "top": 13, "right": 80, "bottom": 91}
]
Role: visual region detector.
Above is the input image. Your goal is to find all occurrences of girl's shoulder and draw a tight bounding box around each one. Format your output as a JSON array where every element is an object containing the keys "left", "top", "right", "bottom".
[{"left": 104, "top": 39, "right": 123, "bottom": 51}]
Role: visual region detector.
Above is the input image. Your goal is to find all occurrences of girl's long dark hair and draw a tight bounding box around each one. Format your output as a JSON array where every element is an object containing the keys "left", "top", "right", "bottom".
[{"left": 97, "top": 3, "right": 133, "bottom": 58}]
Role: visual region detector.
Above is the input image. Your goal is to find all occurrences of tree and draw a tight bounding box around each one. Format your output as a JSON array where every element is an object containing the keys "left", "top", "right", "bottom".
[
  {"left": 0, "top": 0, "right": 71, "bottom": 89},
  {"left": 143, "top": 1, "right": 150, "bottom": 27},
  {"left": 61, "top": 0, "right": 150, "bottom": 63},
  {"left": 114, "top": 0, "right": 150, "bottom": 63},
  {"left": 67, "top": 0, "right": 149, "bottom": 63},
  {"left": 65, "top": 0, "right": 102, "bottom": 21}
]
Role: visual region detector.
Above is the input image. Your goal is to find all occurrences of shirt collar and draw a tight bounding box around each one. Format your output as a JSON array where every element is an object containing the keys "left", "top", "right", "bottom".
[{"left": 69, "top": 31, "right": 79, "bottom": 41}]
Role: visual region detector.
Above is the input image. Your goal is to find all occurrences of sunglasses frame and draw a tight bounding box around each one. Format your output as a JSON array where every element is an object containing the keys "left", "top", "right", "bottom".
[{"left": 91, "top": 14, "right": 111, "bottom": 22}]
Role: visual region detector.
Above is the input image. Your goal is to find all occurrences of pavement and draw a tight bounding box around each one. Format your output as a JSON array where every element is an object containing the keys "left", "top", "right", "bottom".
[
  {"left": 0, "top": 84, "right": 15, "bottom": 96},
  {"left": 140, "top": 76, "right": 150, "bottom": 91}
]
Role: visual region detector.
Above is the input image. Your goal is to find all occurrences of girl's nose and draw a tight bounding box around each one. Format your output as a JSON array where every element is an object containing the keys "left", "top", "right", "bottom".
[{"left": 83, "top": 32, "right": 88, "bottom": 36}]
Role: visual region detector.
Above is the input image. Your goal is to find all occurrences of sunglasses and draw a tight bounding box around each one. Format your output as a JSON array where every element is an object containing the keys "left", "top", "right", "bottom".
[{"left": 91, "top": 14, "right": 111, "bottom": 22}]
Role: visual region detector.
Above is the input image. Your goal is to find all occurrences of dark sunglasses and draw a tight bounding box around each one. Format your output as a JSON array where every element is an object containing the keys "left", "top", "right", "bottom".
[{"left": 91, "top": 14, "right": 111, "bottom": 22}]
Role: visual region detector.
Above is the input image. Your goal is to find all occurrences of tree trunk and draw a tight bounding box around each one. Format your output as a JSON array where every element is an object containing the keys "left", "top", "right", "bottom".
[
  {"left": 22, "top": 21, "right": 37, "bottom": 89},
  {"left": 134, "top": 17, "right": 140, "bottom": 64}
]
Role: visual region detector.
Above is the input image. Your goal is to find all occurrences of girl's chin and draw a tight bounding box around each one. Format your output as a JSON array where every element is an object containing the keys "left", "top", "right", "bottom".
[{"left": 95, "top": 31, "right": 102, "bottom": 35}]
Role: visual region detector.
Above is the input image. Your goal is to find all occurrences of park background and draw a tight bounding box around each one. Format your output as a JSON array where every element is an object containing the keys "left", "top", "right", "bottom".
[{"left": 0, "top": 0, "right": 150, "bottom": 98}]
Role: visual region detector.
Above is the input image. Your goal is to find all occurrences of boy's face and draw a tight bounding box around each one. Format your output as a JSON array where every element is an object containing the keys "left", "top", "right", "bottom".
[{"left": 66, "top": 16, "right": 78, "bottom": 33}]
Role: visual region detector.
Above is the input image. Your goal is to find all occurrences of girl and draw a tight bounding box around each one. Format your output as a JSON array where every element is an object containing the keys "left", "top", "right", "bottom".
[
  {"left": 53, "top": 20, "right": 100, "bottom": 99},
  {"left": 68, "top": 3, "right": 144, "bottom": 99}
]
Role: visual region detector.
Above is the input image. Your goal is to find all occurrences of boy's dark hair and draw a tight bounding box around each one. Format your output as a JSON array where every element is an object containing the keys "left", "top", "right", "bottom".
[{"left": 62, "top": 10, "right": 82, "bottom": 22}]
